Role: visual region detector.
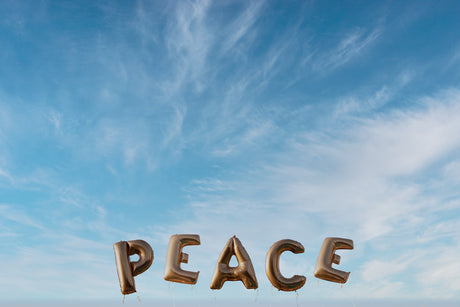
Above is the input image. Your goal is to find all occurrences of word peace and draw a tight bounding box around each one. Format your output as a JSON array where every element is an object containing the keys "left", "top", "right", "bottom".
[{"left": 113, "top": 235, "right": 353, "bottom": 295}]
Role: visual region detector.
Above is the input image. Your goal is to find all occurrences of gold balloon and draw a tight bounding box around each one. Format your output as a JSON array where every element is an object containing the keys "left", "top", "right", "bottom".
[
  {"left": 113, "top": 240, "right": 154, "bottom": 295},
  {"left": 265, "top": 239, "right": 306, "bottom": 291},
  {"left": 164, "top": 234, "right": 201, "bottom": 285},
  {"left": 314, "top": 237, "right": 353, "bottom": 284},
  {"left": 210, "top": 236, "right": 258, "bottom": 289}
]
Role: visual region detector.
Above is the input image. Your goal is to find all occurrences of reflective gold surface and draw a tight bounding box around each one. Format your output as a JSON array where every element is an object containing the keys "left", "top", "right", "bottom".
[
  {"left": 265, "top": 239, "right": 306, "bottom": 291},
  {"left": 314, "top": 237, "right": 353, "bottom": 284},
  {"left": 113, "top": 240, "right": 154, "bottom": 294},
  {"left": 210, "top": 236, "right": 258, "bottom": 289},
  {"left": 164, "top": 234, "right": 201, "bottom": 284}
]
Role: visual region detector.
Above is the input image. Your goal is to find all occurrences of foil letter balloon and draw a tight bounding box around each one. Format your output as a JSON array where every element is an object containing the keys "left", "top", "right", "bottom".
[
  {"left": 314, "top": 237, "right": 353, "bottom": 283},
  {"left": 113, "top": 240, "right": 154, "bottom": 294},
  {"left": 265, "top": 239, "right": 306, "bottom": 291},
  {"left": 210, "top": 236, "right": 258, "bottom": 289},
  {"left": 164, "top": 234, "right": 201, "bottom": 284}
]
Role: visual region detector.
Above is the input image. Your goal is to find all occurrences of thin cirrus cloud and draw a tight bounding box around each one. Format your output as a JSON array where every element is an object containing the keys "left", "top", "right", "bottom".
[
  {"left": 312, "top": 27, "right": 383, "bottom": 73},
  {"left": 173, "top": 89, "right": 460, "bottom": 299}
]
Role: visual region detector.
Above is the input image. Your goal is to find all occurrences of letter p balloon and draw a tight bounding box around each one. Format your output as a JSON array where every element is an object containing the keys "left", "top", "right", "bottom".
[{"left": 113, "top": 240, "right": 154, "bottom": 295}]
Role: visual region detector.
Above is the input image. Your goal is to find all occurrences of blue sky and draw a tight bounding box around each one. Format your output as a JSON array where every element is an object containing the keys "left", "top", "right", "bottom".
[{"left": 1, "top": 0, "right": 460, "bottom": 305}]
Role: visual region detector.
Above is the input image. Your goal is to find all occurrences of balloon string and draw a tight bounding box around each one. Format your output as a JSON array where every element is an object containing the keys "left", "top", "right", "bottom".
[
  {"left": 137, "top": 295, "right": 141, "bottom": 303},
  {"left": 172, "top": 283, "right": 176, "bottom": 307},
  {"left": 123, "top": 294, "right": 125, "bottom": 304},
  {"left": 254, "top": 288, "right": 259, "bottom": 303},
  {"left": 351, "top": 284, "right": 358, "bottom": 307},
  {"left": 295, "top": 290, "right": 299, "bottom": 307},
  {"left": 191, "top": 285, "right": 198, "bottom": 307},
  {"left": 269, "top": 285, "right": 274, "bottom": 307}
]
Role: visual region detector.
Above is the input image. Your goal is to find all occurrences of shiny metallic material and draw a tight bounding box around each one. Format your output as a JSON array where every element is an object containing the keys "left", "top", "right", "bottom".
[
  {"left": 113, "top": 240, "right": 154, "bottom": 294},
  {"left": 265, "top": 239, "right": 306, "bottom": 291},
  {"left": 210, "top": 236, "right": 258, "bottom": 289},
  {"left": 164, "top": 234, "right": 201, "bottom": 284},
  {"left": 314, "top": 237, "right": 353, "bottom": 283}
]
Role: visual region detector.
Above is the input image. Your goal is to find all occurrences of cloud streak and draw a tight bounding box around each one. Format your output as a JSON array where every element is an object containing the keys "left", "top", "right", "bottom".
[{"left": 171, "top": 88, "right": 460, "bottom": 298}]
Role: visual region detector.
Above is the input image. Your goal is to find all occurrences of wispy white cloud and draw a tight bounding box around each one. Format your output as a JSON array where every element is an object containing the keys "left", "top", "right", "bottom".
[
  {"left": 1, "top": 1, "right": 460, "bottom": 303},
  {"left": 210, "top": 120, "right": 275, "bottom": 157},
  {"left": 415, "top": 244, "right": 460, "bottom": 296},
  {"left": 334, "top": 86, "right": 391, "bottom": 116},
  {"left": 164, "top": 0, "right": 213, "bottom": 93},
  {"left": 360, "top": 258, "right": 410, "bottom": 282},
  {"left": 0, "top": 235, "right": 118, "bottom": 299},
  {"left": 334, "top": 70, "right": 414, "bottom": 117},
  {"left": 170, "top": 88, "right": 460, "bottom": 298},
  {"left": 0, "top": 204, "right": 44, "bottom": 230},
  {"left": 0, "top": 168, "right": 13, "bottom": 183},
  {"left": 314, "top": 27, "right": 382, "bottom": 73},
  {"left": 161, "top": 104, "right": 186, "bottom": 150},
  {"left": 45, "top": 110, "right": 62, "bottom": 133},
  {"left": 220, "top": 1, "right": 265, "bottom": 55}
]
